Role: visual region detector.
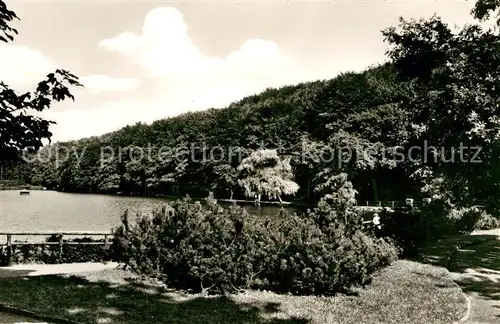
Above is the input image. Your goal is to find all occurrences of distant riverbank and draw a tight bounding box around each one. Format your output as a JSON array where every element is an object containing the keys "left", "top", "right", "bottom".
[
  {"left": 0, "top": 185, "right": 46, "bottom": 191},
  {"left": 59, "top": 190, "right": 309, "bottom": 207}
]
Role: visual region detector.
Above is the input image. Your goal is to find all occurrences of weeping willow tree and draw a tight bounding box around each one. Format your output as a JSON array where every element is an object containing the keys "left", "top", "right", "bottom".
[{"left": 237, "top": 149, "right": 299, "bottom": 203}]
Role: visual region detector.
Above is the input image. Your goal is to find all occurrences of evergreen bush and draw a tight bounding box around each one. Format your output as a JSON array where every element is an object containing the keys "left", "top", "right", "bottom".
[{"left": 111, "top": 195, "right": 397, "bottom": 295}]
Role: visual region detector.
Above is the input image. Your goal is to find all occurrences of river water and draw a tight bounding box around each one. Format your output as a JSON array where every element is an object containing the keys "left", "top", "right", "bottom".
[{"left": 0, "top": 190, "right": 290, "bottom": 242}]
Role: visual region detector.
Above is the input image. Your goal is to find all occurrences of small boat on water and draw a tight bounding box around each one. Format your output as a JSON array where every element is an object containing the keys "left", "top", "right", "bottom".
[{"left": 19, "top": 189, "right": 30, "bottom": 195}]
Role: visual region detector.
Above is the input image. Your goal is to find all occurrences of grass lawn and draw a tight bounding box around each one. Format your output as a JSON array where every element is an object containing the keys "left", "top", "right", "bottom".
[{"left": 0, "top": 260, "right": 467, "bottom": 324}]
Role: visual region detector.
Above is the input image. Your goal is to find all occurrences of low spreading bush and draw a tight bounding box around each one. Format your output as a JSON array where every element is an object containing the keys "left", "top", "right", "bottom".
[
  {"left": 110, "top": 195, "right": 397, "bottom": 295},
  {"left": 110, "top": 199, "right": 275, "bottom": 293}
]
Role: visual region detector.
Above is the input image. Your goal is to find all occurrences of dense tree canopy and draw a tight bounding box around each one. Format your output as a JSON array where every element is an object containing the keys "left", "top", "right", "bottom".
[
  {"left": 473, "top": 0, "right": 500, "bottom": 24},
  {"left": 383, "top": 12, "right": 500, "bottom": 211}
]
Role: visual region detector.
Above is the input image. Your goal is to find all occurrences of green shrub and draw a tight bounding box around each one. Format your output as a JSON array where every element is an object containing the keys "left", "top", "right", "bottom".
[
  {"left": 263, "top": 212, "right": 397, "bottom": 294},
  {"left": 111, "top": 195, "right": 397, "bottom": 295},
  {"left": 111, "top": 197, "right": 274, "bottom": 293},
  {"left": 0, "top": 235, "right": 109, "bottom": 265},
  {"left": 442, "top": 205, "right": 499, "bottom": 232},
  {"left": 264, "top": 199, "right": 397, "bottom": 294}
]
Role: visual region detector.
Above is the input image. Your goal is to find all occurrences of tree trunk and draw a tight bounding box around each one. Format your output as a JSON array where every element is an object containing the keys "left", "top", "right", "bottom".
[
  {"left": 278, "top": 195, "right": 283, "bottom": 203},
  {"left": 371, "top": 176, "right": 379, "bottom": 202},
  {"left": 229, "top": 189, "right": 233, "bottom": 200},
  {"left": 306, "top": 177, "right": 311, "bottom": 200}
]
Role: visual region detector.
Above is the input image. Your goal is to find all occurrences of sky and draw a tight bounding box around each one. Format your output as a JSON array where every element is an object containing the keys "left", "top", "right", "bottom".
[{"left": 1, "top": 0, "right": 482, "bottom": 143}]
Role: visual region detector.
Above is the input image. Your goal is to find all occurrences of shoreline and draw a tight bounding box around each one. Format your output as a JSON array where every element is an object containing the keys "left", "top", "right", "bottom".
[
  {"left": 1, "top": 188, "right": 400, "bottom": 210},
  {"left": 0, "top": 186, "right": 46, "bottom": 191}
]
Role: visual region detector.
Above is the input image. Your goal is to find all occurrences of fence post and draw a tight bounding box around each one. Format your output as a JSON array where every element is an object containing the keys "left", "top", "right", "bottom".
[
  {"left": 103, "top": 234, "right": 109, "bottom": 264},
  {"left": 58, "top": 234, "right": 63, "bottom": 263},
  {"left": 6, "top": 234, "right": 12, "bottom": 266}
]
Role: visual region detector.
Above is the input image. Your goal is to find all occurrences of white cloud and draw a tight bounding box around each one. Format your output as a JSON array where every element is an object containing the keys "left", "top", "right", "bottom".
[
  {"left": 0, "top": 45, "right": 55, "bottom": 89},
  {"left": 99, "top": 7, "right": 302, "bottom": 104},
  {"left": 100, "top": 32, "right": 140, "bottom": 55},
  {"left": 80, "top": 74, "right": 140, "bottom": 93},
  {"left": 0, "top": 45, "right": 137, "bottom": 97}
]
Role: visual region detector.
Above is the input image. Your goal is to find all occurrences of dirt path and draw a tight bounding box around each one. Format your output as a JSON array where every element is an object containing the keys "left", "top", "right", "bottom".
[{"left": 0, "top": 262, "right": 119, "bottom": 278}]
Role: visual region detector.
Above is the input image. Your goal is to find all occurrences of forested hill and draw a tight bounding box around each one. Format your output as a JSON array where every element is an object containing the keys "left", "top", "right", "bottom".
[
  {"left": 97, "top": 62, "right": 402, "bottom": 150},
  {"left": 9, "top": 62, "right": 414, "bottom": 202}
]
